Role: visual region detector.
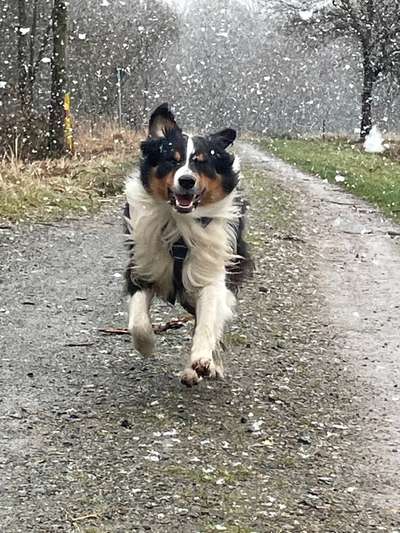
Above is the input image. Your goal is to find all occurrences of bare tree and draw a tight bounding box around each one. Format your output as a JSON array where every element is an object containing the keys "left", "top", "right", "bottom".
[
  {"left": 274, "top": 0, "right": 400, "bottom": 138},
  {"left": 17, "top": 0, "right": 52, "bottom": 114},
  {"left": 17, "top": 0, "right": 29, "bottom": 113},
  {"left": 48, "top": 0, "right": 67, "bottom": 156},
  {"left": 27, "top": 1, "right": 52, "bottom": 109},
  {"left": 68, "top": 0, "right": 178, "bottom": 127}
]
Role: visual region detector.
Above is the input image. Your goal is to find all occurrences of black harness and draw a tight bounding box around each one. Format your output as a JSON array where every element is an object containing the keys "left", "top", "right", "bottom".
[{"left": 167, "top": 217, "right": 212, "bottom": 305}]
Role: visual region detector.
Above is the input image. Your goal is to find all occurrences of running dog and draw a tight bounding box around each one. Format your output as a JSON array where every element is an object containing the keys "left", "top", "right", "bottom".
[{"left": 124, "top": 103, "right": 251, "bottom": 386}]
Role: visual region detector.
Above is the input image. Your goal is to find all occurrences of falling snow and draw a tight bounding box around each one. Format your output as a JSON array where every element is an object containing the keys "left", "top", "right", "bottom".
[
  {"left": 0, "top": 2, "right": 400, "bottom": 532},
  {"left": 0, "top": 0, "right": 398, "bottom": 142}
]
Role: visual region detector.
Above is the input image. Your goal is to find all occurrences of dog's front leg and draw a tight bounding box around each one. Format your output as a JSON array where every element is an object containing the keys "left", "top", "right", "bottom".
[
  {"left": 181, "top": 279, "right": 234, "bottom": 386},
  {"left": 128, "top": 289, "right": 155, "bottom": 356}
]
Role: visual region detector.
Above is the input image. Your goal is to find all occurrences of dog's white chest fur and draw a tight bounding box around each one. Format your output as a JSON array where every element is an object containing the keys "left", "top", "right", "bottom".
[{"left": 125, "top": 177, "right": 240, "bottom": 298}]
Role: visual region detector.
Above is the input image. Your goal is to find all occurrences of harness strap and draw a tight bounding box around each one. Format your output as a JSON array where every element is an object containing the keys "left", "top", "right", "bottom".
[{"left": 167, "top": 217, "right": 212, "bottom": 304}]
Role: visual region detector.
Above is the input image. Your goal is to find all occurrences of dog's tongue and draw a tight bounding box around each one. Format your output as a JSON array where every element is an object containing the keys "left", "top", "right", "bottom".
[{"left": 176, "top": 194, "right": 193, "bottom": 207}]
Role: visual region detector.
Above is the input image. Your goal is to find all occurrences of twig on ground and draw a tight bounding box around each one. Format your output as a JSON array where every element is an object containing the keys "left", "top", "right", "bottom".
[
  {"left": 98, "top": 327, "right": 129, "bottom": 336},
  {"left": 99, "top": 316, "right": 194, "bottom": 337},
  {"left": 277, "top": 234, "right": 306, "bottom": 243},
  {"left": 65, "top": 342, "right": 95, "bottom": 347},
  {"left": 153, "top": 316, "right": 193, "bottom": 333},
  {"left": 36, "top": 222, "right": 59, "bottom": 227},
  {"left": 322, "top": 199, "right": 356, "bottom": 206},
  {"left": 342, "top": 230, "right": 373, "bottom": 235},
  {"left": 71, "top": 513, "right": 99, "bottom": 522}
]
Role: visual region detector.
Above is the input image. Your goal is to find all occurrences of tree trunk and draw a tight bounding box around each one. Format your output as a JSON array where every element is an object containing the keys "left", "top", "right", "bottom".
[
  {"left": 27, "top": 0, "right": 39, "bottom": 109},
  {"left": 17, "top": 0, "right": 29, "bottom": 114},
  {"left": 360, "top": 60, "right": 375, "bottom": 140},
  {"left": 48, "top": 0, "right": 67, "bottom": 157}
]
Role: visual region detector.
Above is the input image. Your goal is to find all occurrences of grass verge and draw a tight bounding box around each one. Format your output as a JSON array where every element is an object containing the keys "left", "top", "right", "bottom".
[
  {"left": 261, "top": 138, "right": 400, "bottom": 222},
  {"left": 0, "top": 123, "right": 140, "bottom": 223}
]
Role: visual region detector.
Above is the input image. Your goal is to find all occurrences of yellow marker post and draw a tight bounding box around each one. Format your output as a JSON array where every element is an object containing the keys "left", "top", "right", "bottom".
[{"left": 64, "top": 93, "right": 74, "bottom": 153}]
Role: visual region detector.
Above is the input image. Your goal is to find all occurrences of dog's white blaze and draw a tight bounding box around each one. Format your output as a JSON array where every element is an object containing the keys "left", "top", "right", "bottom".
[{"left": 174, "top": 135, "right": 195, "bottom": 185}]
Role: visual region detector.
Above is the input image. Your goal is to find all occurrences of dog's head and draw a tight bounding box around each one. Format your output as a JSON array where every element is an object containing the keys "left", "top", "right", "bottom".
[{"left": 140, "top": 103, "right": 239, "bottom": 214}]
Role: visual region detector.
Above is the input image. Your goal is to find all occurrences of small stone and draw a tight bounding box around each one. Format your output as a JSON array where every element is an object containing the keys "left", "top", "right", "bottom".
[
  {"left": 247, "top": 420, "right": 263, "bottom": 433},
  {"left": 268, "top": 390, "right": 278, "bottom": 402},
  {"left": 318, "top": 476, "right": 333, "bottom": 485},
  {"left": 297, "top": 432, "right": 312, "bottom": 445}
]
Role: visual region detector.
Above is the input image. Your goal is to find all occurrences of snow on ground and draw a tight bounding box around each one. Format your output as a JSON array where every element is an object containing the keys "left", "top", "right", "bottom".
[{"left": 364, "top": 125, "right": 386, "bottom": 154}]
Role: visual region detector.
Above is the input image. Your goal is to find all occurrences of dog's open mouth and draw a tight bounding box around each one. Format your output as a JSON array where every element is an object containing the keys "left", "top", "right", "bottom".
[{"left": 169, "top": 190, "right": 203, "bottom": 213}]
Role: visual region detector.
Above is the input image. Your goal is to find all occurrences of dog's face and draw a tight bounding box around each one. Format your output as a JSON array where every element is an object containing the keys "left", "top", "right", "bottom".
[{"left": 140, "top": 103, "right": 239, "bottom": 213}]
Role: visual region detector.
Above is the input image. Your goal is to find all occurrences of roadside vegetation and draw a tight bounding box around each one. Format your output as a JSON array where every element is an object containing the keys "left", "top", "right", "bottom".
[
  {"left": 262, "top": 138, "right": 400, "bottom": 222},
  {"left": 0, "top": 123, "right": 140, "bottom": 223}
]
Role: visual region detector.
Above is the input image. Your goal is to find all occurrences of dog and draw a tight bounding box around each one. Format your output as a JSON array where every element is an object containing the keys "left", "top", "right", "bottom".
[{"left": 124, "top": 103, "right": 251, "bottom": 386}]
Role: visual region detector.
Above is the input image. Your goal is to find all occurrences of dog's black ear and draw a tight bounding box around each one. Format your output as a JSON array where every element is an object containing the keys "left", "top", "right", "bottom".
[
  {"left": 148, "top": 103, "right": 180, "bottom": 138},
  {"left": 210, "top": 128, "right": 237, "bottom": 149}
]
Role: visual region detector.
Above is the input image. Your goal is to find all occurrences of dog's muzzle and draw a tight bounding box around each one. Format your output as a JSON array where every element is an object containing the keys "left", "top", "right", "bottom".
[{"left": 169, "top": 175, "right": 203, "bottom": 214}]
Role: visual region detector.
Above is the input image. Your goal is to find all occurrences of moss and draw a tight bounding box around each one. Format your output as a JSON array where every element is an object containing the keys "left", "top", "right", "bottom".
[{"left": 224, "top": 332, "right": 249, "bottom": 347}]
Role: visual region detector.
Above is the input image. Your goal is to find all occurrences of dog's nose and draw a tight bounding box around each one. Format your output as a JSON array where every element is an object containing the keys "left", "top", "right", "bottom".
[{"left": 178, "top": 176, "right": 196, "bottom": 190}]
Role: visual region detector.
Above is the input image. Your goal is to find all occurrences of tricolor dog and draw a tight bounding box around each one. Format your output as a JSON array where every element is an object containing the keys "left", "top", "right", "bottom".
[{"left": 124, "top": 103, "right": 251, "bottom": 386}]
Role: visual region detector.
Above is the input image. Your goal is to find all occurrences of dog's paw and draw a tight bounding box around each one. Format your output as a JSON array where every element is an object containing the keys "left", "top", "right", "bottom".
[
  {"left": 192, "top": 357, "right": 216, "bottom": 378},
  {"left": 181, "top": 357, "right": 224, "bottom": 386},
  {"left": 131, "top": 325, "right": 155, "bottom": 356},
  {"left": 181, "top": 368, "right": 201, "bottom": 387}
]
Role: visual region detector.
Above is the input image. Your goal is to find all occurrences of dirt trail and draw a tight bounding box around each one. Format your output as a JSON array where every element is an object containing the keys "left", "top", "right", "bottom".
[
  {"left": 0, "top": 145, "right": 399, "bottom": 532},
  {"left": 238, "top": 142, "right": 400, "bottom": 510}
]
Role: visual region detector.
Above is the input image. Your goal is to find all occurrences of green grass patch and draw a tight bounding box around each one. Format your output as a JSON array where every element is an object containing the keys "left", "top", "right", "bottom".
[{"left": 261, "top": 138, "right": 400, "bottom": 222}]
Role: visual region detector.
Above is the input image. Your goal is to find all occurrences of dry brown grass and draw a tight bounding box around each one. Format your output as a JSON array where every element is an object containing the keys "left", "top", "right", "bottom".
[
  {"left": 74, "top": 120, "right": 143, "bottom": 158},
  {"left": 0, "top": 122, "right": 143, "bottom": 222},
  {"left": 386, "top": 140, "right": 400, "bottom": 162}
]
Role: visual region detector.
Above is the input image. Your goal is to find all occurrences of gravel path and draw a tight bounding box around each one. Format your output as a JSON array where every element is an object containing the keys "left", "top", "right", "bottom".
[{"left": 1, "top": 144, "right": 399, "bottom": 532}]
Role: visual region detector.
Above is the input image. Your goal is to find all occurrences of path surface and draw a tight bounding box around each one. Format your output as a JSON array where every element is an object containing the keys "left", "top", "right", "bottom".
[{"left": 1, "top": 144, "right": 399, "bottom": 532}]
